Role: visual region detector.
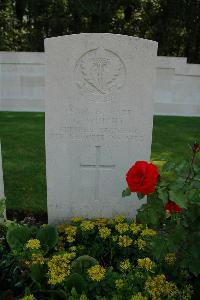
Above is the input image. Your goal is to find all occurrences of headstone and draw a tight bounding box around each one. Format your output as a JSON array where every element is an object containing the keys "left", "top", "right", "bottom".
[
  {"left": 0, "top": 142, "right": 4, "bottom": 199},
  {"left": 0, "top": 141, "right": 6, "bottom": 221},
  {"left": 45, "top": 33, "right": 158, "bottom": 223}
]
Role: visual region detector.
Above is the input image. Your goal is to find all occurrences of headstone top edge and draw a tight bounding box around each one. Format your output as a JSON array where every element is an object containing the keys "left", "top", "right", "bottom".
[{"left": 44, "top": 33, "right": 158, "bottom": 48}]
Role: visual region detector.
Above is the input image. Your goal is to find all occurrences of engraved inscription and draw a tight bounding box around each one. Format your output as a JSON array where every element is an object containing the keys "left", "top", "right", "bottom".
[
  {"left": 74, "top": 47, "right": 126, "bottom": 96},
  {"left": 54, "top": 106, "right": 145, "bottom": 142}
]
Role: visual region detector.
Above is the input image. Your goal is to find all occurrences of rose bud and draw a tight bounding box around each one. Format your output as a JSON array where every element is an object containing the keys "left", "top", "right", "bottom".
[{"left": 165, "top": 200, "right": 183, "bottom": 213}]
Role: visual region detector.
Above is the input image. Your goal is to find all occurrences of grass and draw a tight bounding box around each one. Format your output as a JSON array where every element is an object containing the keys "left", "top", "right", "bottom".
[{"left": 0, "top": 112, "right": 199, "bottom": 217}]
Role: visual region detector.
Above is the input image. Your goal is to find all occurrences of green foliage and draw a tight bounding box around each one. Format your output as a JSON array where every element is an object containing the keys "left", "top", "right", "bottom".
[
  {"left": 71, "top": 255, "right": 98, "bottom": 275},
  {"left": 65, "top": 273, "right": 86, "bottom": 293},
  {"left": 36, "top": 225, "right": 58, "bottom": 251},
  {"left": 0, "top": 216, "right": 197, "bottom": 299},
  {"left": 122, "top": 187, "right": 131, "bottom": 197},
  {"left": 6, "top": 224, "right": 32, "bottom": 250},
  {"left": 0, "top": 1, "right": 200, "bottom": 62},
  {"left": 30, "top": 263, "right": 46, "bottom": 285},
  {"left": 0, "top": 198, "right": 6, "bottom": 219}
]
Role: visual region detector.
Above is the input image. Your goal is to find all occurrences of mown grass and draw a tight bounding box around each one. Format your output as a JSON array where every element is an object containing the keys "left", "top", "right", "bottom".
[{"left": 0, "top": 112, "right": 199, "bottom": 216}]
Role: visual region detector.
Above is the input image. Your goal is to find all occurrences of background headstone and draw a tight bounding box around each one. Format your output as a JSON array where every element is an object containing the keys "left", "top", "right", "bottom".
[
  {"left": 0, "top": 141, "right": 6, "bottom": 222},
  {"left": 0, "top": 142, "right": 4, "bottom": 199},
  {"left": 45, "top": 33, "right": 158, "bottom": 223}
]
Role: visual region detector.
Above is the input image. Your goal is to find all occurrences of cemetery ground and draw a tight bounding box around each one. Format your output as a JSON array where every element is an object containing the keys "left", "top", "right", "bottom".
[{"left": 0, "top": 112, "right": 199, "bottom": 220}]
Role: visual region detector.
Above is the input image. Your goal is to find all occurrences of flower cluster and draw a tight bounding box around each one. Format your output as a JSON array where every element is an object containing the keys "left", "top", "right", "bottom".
[
  {"left": 87, "top": 265, "right": 106, "bottom": 282},
  {"left": 141, "top": 228, "right": 156, "bottom": 237},
  {"left": 115, "top": 222, "right": 129, "bottom": 234},
  {"left": 118, "top": 235, "right": 133, "bottom": 247},
  {"left": 130, "top": 223, "right": 142, "bottom": 234},
  {"left": 120, "top": 259, "right": 131, "bottom": 272},
  {"left": 165, "top": 253, "right": 176, "bottom": 265},
  {"left": 80, "top": 220, "right": 95, "bottom": 231},
  {"left": 19, "top": 295, "right": 36, "bottom": 300},
  {"left": 134, "top": 238, "right": 146, "bottom": 250},
  {"left": 98, "top": 227, "right": 111, "bottom": 239},
  {"left": 115, "top": 279, "right": 125, "bottom": 289},
  {"left": 137, "top": 257, "right": 154, "bottom": 271},
  {"left": 145, "top": 274, "right": 178, "bottom": 300},
  {"left": 25, "top": 253, "right": 45, "bottom": 266},
  {"left": 25, "top": 239, "right": 41, "bottom": 250},
  {"left": 47, "top": 253, "right": 74, "bottom": 285},
  {"left": 130, "top": 293, "right": 147, "bottom": 300}
]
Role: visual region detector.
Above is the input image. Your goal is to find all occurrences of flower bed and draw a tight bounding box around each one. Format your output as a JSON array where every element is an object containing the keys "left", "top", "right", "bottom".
[
  {"left": 0, "top": 144, "right": 199, "bottom": 299},
  {"left": 0, "top": 216, "right": 195, "bottom": 300}
]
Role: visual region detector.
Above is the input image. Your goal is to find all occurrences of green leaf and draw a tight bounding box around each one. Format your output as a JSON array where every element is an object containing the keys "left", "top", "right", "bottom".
[
  {"left": 0, "top": 198, "right": 6, "bottom": 219},
  {"left": 137, "top": 192, "right": 145, "bottom": 200},
  {"left": 30, "top": 263, "right": 45, "bottom": 284},
  {"left": 6, "top": 225, "right": 32, "bottom": 250},
  {"left": 169, "top": 190, "right": 187, "bottom": 208},
  {"left": 71, "top": 255, "right": 98, "bottom": 275},
  {"left": 187, "top": 189, "right": 200, "bottom": 203},
  {"left": 158, "top": 189, "right": 168, "bottom": 204},
  {"left": 122, "top": 187, "right": 131, "bottom": 197},
  {"left": 65, "top": 273, "right": 86, "bottom": 293},
  {"left": 36, "top": 225, "right": 58, "bottom": 251}
]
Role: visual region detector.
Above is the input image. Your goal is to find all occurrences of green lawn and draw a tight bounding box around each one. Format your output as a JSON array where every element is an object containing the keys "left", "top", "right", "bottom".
[{"left": 0, "top": 112, "right": 199, "bottom": 217}]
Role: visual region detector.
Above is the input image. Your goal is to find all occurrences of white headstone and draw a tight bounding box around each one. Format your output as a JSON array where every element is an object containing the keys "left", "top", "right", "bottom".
[
  {"left": 0, "top": 142, "right": 4, "bottom": 199},
  {"left": 0, "top": 141, "right": 6, "bottom": 222},
  {"left": 45, "top": 33, "right": 158, "bottom": 223}
]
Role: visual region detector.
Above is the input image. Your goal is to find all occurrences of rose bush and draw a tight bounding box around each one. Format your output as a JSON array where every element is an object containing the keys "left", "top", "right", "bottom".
[{"left": 123, "top": 143, "right": 200, "bottom": 279}]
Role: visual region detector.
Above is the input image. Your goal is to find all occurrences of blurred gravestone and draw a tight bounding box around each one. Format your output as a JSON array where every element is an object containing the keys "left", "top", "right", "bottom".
[{"left": 0, "top": 142, "right": 6, "bottom": 221}]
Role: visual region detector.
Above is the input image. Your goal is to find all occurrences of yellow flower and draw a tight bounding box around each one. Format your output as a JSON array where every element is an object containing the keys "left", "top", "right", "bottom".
[
  {"left": 115, "top": 279, "right": 125, "bottom": 289},
  {"left": 25, "top": 253, "right": 45, "bottom": 267},
  {"left": 137, "top": 257, "right": 154, "bottom": 271},
  {"left": 115, "top": 223, "right": 129, "bottom": 234},
  {"left": 92, "top": 218, "right": 109, "bottom": 227},
  {"left": 165, "top": 253, "right": 176, "bottom": 265},
  {"left": 47, "top": 253, "right": 72, "bottom": 285},
  {"left": 71, "top": 217, "right": 83, "bottom": 223},
  {"left": 25, "top": 239, "right": 41, "bottom": 250},
  {"left": 98, "top": 227, "right": 111, "bottom": 239},
  {"left": 66, "top": 235, "right": 75, "bottom": 243},
  {"left": 114, "top": 215, "right": 125, "bottom": 223},
  {"left": 118, "top": 235, "right": 133, "bottom": 247},
  {"left": 87, "top": 264, "right": 106, "bottom": 282},
  {"left": 130, "top": 223, "right": 142, "bottom": 235},
  {"left": 141, "top": 228, "right": 157, "bottom": 237},
  {"left": 181, "top": 285, "right": 193, "bottom": 300},
  {"left": 19, "top": 295, "right": 36, "bottom": 300},
  {"left": 64, "top": 225, "right": 77, "bottom": 236},
  {"left": 80, "top": 294, "right": 88, "bottom": 300},
  {"left": 69, "top": 246, "right": 77, "bottom": 252},
  {"left": 40, "top": 224, "right": 48, "bottom": 228},
  {"left": 130, "top": 293, "right": 147, "bottom": 300},
  {"left": 145, "top": 274, "right": 178, "bottom": 300},
  {"left": 120, "top": 259, "right": 131, "bottom": 271},
  {"left": 134, "top": 238, "right": 146, "bottom": 250},
  {"left": 80, "top": 220, "right": 95, "bottom": 231},
  {"left": 57, "top": 223, "right": 68, "bottom": 233},
  {"left": 112, "top": 235, "right": 118, "bottom": 242}
]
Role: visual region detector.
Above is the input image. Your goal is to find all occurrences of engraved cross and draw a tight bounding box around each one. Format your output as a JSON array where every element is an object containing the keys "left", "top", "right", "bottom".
[{"left": 80, "top": 146, "right": 115, "bottom": 201}]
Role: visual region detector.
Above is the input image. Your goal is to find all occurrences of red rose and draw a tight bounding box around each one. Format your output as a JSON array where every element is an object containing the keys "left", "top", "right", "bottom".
[
  {"left": 126, "top": 161, "right": 159, "bottom": 195},
  {"left": 165, "top": 200, "right": 183, "bottom": 213}
]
